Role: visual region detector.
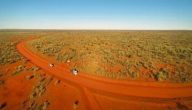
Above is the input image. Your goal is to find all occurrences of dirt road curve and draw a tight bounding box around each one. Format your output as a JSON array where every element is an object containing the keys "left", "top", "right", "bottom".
[{"left": 17, "top": 41, "right": 192, "bottom": 110}]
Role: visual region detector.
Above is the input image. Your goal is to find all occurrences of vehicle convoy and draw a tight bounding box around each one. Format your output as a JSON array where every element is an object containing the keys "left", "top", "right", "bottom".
[{"left": 49, "top": 63, "right": 78, "bottom": 75}]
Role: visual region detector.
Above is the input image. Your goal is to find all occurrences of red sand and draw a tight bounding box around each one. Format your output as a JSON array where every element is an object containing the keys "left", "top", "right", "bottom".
[
  {"left": 16, "top": 40, "right": 192, "bottom": 110},
  {"left": 0, "top": 61, "right": 37, "bottom": 110},
  {"left": 0, "top": 62, "right": 88, "bottom": 110}
]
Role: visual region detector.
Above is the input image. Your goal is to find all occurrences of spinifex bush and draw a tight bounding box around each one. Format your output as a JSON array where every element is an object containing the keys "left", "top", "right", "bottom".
[
  {"left": 12, "top": 65, "right": 26, "bottom": 75},
  {"left": 0, "top": 31, "right": 45, "bottom": 65},
  {"left": 27, "top": 31, "right": 192, "bottom": 82}
]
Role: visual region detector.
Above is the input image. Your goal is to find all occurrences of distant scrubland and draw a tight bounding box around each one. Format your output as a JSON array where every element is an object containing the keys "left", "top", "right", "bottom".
[{"left": 26, "top": 31, "right": 192, "bottom": 82}]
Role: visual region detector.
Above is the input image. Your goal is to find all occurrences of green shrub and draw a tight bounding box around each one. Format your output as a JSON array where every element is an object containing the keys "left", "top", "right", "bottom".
[
  {"left": 12, "top": 65, "right": 25, "bottom": 75},
  {"left": 25, "top": 31, "right": 192, "bottom": 82},
  {"left": 129, "top": 72, "right": 138, "bottom": 79},
  {"left": 30, "top": 66, "right": 40, "bottom": 71},
  {"left": 154, "top": 70, "right": 168, "bottom": 81},
  {"left": 25, "top": 75, "right": 34, "bottom": 80}
]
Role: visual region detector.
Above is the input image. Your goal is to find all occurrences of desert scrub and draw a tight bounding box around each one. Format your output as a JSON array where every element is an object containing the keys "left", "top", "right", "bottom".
[
  {"left": 29, "top": 37, "right": 63, "bottom": 56},
  {"left": 153, "top": 69, "right": 169, "bottom": 81},
  {"left": 25, "top": 74, "right": 34, "bottom": 80},
  {"left": 12, "top": 65, "right": 26, "bottom": 75},
  {"left": 0, "top": 40, "right": 23, "bottom": 64},
  {"left": 27, "top": 31, "right": 192, "bottom": 82},
  {"left": 0, "top": 31, "right": 36, "bottom": 65},
  {"left": 171, "top": 71, "right": 192, "bottom": 83},
  {"left": 56, "top": 48, "right": 78, "bottom": 62},
  {"left": 30, "top": 75, "right": 53, "bottom": 99},
  {"left": 25, "top": 74, "right": 52, "bottom": 110},
  {"left": 30, "top": 66, "right": 40, "bottom": 71},
  {"left": 22, "top": 100, "right": 50, "bottom": 110},
  {"left": 0, "top": 31, "right": 52, "bottom": 65}
]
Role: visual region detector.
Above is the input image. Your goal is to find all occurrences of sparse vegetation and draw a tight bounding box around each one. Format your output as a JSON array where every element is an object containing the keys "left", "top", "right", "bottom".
[
  {"left": 0, "top": 31, "right": 50, "bottom": 65},
  {"left": 153, "top": 69, "right": 169, "bottom": 81},
  {"left": 27, "top": 31, "right": 192, "bottom": 82},
  {"left": 30, "top": 66, "right": 40, "bottom": 71},
  {"left": 0, "top": 39, "right": 22, "bottom": 64},
  {"left": 22, "top": 73, "right": 52, "bottom": 110},
  {"left": 23, "top": 100, "right": 50, "bottom": 110},
  {"left": 12, "top": 64, "right": 26, "bottom": 75},
  {"left": 25, "top": 74, "right": 34, "bottom": 80},
  {"left": 30, "top": 75, "right": 53, "bottom": 99},
  {"left": 0, "top": 32, "right": 27, "bottom": 65}
]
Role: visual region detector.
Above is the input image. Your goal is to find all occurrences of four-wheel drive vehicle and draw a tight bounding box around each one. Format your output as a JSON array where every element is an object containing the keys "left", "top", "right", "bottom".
[
  {"left": 49, "top": 63, "right": 79, "bottom": 76},
  {"left": 71, "top": 69, "right": 78, "bottom": 76},
  {"left": 49, "top": 63, "right": 54, "bottom": 67}
]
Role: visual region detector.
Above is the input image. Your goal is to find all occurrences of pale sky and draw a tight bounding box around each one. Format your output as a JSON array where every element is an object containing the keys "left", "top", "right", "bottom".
[{"left": 0, "top": 0, "right": 192, "bottom": 30}]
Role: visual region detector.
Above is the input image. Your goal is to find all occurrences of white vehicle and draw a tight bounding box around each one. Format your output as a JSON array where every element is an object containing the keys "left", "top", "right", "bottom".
[
  {"left": 71, "top": 69, "right": 78, "bottom": 76},
  {"left": 67, "top": 59, "right": 70, "bottom": 63},
  {"left": 49, "top": 63, "right": 54, "bottom": 67}
]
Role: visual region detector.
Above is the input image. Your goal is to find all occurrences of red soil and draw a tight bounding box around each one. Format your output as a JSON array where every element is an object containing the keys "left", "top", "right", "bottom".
[
  {"left": 16, "top": 40, "right": 192, "bottom": 110},
  {"left": 0, "top": 61, "right": 88, "bottom": 110},
  {"left": 0, "top": 62, "right": 36, "bottom": 110},
  {"left": 37, "top": 77, "right": 88, "bottom": 110}
]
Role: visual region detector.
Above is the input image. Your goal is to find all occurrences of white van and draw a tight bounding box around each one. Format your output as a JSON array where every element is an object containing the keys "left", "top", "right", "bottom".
[{"left": 71, "top": 69, "right": 78, "bottom": 76}]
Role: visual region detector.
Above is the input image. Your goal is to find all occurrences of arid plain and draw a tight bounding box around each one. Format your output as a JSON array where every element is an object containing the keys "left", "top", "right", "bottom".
[{"left": 0, "top": 30, "right": 192, "bottom": 110}]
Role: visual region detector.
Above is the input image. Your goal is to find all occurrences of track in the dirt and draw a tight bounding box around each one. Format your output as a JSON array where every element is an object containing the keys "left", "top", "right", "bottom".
[{"left": 17, "top": 40, "right": 192, "bottom": 110}]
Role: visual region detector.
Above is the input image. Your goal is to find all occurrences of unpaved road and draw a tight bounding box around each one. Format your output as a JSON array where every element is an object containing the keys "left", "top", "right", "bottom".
[{"left": 17, "top": 40, "right": 192, "bottom": 110}]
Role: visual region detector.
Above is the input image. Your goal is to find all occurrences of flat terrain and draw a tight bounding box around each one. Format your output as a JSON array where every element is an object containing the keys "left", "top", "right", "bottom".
[
  {"left": 0, "top": 32, "right": 87, "bottom": 110},
  {"left": 28, "top": 31, "right": 192, "bottom": 82},
  {"left": 1, "top": 30, "right": 192, "bottom": 110}
]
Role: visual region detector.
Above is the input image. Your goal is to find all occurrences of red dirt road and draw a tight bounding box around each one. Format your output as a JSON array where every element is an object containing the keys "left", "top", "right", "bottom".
[{"left": 17, "top": 41, "right": 192, "bottom": 110}]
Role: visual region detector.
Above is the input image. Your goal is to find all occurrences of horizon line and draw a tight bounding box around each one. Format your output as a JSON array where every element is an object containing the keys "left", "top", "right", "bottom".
[{"left": 0, "top": 28, "right": 192, "bottom": 31}]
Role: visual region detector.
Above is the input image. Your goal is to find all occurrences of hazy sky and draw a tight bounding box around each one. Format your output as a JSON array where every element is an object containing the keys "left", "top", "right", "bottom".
[{"left": 0, "top": 0, "right": 192, "bottom": 30}]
